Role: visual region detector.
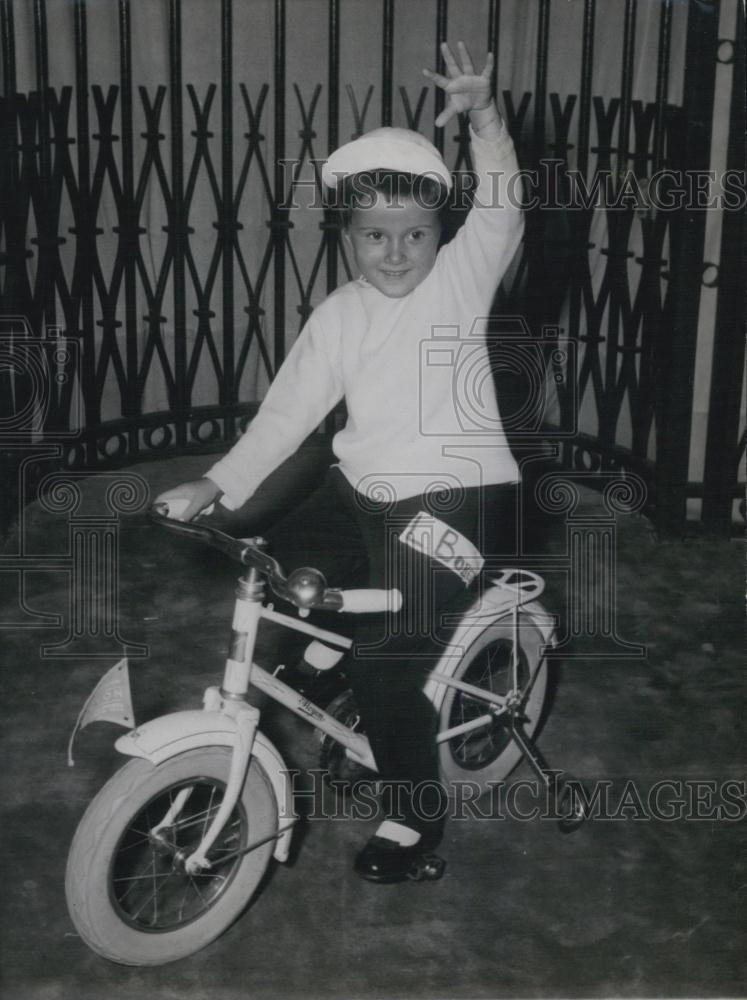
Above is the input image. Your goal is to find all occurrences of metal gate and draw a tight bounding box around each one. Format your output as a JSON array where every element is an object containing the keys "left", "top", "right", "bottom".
[{"left": 0, "top": 0, "right": 743, "bottom": 534}]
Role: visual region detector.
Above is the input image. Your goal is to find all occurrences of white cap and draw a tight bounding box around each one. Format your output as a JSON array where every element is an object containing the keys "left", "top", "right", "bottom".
[{"left": 322, "top": 126, "right": 453, "bottom": 192}]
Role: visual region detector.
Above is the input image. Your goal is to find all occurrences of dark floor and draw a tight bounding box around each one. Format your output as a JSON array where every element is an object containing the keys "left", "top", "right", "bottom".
[{"left": 0, "top": 455, "right": 744, "bottom": 999}]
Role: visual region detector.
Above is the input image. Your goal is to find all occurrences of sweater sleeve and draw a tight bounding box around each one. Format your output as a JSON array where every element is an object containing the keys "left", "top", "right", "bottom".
[
  {"left": 439, "top": 121, "right": 524, "bottom": 303},
  {"left": 204, "top": 309, "right": 344, "bottom": 509}
]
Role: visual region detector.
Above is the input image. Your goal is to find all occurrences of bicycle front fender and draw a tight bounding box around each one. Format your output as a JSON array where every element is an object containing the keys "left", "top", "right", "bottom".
[{"left": 114, "top": 711, "right": 295, "bottom": 862}]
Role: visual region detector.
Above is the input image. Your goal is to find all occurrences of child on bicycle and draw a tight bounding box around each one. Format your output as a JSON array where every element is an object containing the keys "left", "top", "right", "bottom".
[{"left": 156, "top": 41, "right": 523, "bottom": 883}]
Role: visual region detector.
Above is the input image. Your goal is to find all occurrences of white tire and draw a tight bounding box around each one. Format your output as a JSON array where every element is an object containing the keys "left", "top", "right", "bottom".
[
  {"left": 65, "top": 748, "right": 277, "bottom": 965},
  {"left": 436, "top": 614, "right": 549, "bottom": 797}
]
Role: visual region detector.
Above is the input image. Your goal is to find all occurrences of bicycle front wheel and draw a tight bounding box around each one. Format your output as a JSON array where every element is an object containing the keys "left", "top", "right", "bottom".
[
  {"left": 437, "top": 614, "right": 549, "bottom": 797},
  {"left": 65, "top": 747, "right": 277, "bottom": 966}
]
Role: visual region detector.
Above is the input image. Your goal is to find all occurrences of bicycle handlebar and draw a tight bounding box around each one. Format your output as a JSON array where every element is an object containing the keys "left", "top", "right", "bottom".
[
  {"left": 148, "top": 503, "right": 401, "bottom": 615},
  {"left": 149, "top": 503, "right": 286, "bottom": 577}
]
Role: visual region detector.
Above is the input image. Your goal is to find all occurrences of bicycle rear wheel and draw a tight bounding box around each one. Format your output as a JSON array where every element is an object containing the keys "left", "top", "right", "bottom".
[
  {"left": 65, "top": 747, "right": 277, "bottom": 965},
  {"left": 436, "top": 613, "right": 549, "bottom": 797}
]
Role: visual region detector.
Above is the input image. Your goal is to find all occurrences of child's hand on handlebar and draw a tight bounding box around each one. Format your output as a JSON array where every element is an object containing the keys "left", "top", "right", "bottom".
[{"left": 154, "top": 478, "right": 223, "bottom": 521}]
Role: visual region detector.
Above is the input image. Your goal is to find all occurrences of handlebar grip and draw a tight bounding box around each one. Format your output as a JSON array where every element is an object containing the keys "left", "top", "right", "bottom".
[{"left": 338, "top": 588, "right": 403, "bottom": 614}]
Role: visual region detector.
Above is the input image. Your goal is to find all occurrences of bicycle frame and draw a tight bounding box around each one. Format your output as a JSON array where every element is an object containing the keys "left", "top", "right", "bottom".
[
  {"left": 64, "top": 510, "right": 588, "bottom": 966},
  {"left": 114, "top": 561, "right": 553, "bottom": 874}
]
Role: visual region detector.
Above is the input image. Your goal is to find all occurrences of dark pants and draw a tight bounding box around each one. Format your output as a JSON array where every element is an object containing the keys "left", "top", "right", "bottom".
[{"left": 210, "top": 467, "right": 517, "bottom": 846}]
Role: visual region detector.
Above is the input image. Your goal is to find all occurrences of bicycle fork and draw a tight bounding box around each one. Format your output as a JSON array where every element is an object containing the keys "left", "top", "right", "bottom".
[{"left": 150, "top": 568, "right": 271, "bottom": 874}]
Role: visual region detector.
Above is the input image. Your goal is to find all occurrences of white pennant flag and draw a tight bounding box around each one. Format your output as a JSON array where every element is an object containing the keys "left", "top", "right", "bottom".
[{"left": 67, "top": 658, "right": 135, "bottom": 766}]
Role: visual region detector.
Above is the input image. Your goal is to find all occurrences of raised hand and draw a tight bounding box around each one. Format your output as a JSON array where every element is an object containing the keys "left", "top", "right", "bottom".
[{"left": 423, "top": 41, "right": 494, "bottom": 128}]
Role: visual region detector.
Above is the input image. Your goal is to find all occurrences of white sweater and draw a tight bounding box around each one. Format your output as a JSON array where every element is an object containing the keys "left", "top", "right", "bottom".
[{"left": 207, "top": 124, "right": 523, "bottom": 508}]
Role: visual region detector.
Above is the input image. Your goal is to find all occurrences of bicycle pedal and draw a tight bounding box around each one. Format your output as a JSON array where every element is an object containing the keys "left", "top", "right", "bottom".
[{"left": 407, "top": 852, "right": 446, "bottom": 882}]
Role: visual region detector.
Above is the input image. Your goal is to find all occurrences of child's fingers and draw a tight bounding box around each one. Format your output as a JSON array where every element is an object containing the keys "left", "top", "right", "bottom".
[
  {"left": 184, "top": 498, "right": 208, "bottom": 522},
  {"left": 422, "top": 67, "right": 451, "bottom": 88},
  {"left": 481, "top": 51, "right": 495, "bottom": 78},
  {"left": 444, "top": 78, "right": 487, "bottom": 94},
  {"left": 153, "top": 492, "right": 194, "bottom": 520},
  {"left": 456, "top": 40, "right": 475, "bottom": 76},
  {"left": 440, "top": 40, "right": 462, "bottom": 77},
  {"left": 434, "top": 104, "right": 458, "bottom": 128},
  {"left": 154, "top": 486, "right": 186, "bottom": 503}
]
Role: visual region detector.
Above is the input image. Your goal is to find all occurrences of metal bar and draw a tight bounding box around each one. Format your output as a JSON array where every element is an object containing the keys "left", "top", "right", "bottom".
[
  {"left": 248, "top": 660, "right": 373, "bottom": 766},
  {"left": 273, "top": 0, "right": 286, "bottom": 371},
  {"left": 577, "top": 0, "right": 595, "bottom": 178},
  {"left": 565, "top": 0, "right": 596, "bottom": 402},
  {"left": 169, "top": 0, "right": 186, "bottom": 439},
  {"left": 652, "top": 0, "right": 672, "bottom": 173},
  {"left": 433, "top": 0, "right": 447, "bottom": 153},
  {"left": 33, "top": 0, "right": 49, "bottom": 95},
  {"left": 701, "top": 1, "right": 745, "bottom": 533},
  {"left": 221, "top": 0, "right": 235, "bottom": 437},
  {"left": 74, "top": 0, "right": 98, "bottom": 455},
  {"left": 601, "top": 0, "right": 636, "bottom": 455},
  {"left": 0, "top": 0, "right": 32, "bottom": 346},
  {"left": 487, "top": 0, "right": 500, "bottom": 90},
  {"left": 207, "top": 821, "right": 298, "bottom": 869},
  {"left": 427, "top": 671, "right": 508, "bottom": 709},
  {"left": 655, "top": 0, "right": 719, "bottom": 533},
  {"left": 533, "top": 0, "right": 550, "bottom": 158},
  {"left": 506, "top": 720, "right": 554, "bottom": 789},
  {"left": 0, "top": 0, "right": 17, "bottom": 329},
  {"left": 326, "top": 0, "right": 339, "bottom": 296},
  {"left": 381, "top": 0, "right": 394, "bottom": 126},
  {"left": 436, "top": 714, "right": 495, "bottom": 745},
  {"left": 32, "top": 0, "right": 53, "bottom": 333},
  {"left": 1, "top": 0, "right": 17, "bottom": 96},
  {"left": 630, "top": 0, "right": 671, "bottom": 468},
  {"left": 118, "top": 0, "right": 138, "bottom": 442},
  {"left": 617, "top": 0, "right": 637, "bottom": 176},
  {"left": 521, "top": 0, "right": 551, "bottom": 342},
  {"left": 261, "top": 605, "right": 353, "bottom": 648}
]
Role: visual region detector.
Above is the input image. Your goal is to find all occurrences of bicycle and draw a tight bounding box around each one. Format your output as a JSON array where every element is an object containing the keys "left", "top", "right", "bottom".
[{"left": 65, "top": 501, "right": 585, "bottom": 966}]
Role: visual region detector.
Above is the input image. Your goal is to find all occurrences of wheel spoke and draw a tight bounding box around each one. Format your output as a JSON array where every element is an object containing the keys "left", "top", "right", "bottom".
[
  {"left": 447, "top": 638, "right": 528, "bottom": 769},
  {"left": 128, "top": 857, "right": 170, "bottom": 924},
  {"left": 172, "top": 806, "right": 222, "bottom": 835},
  {"left": 177, "top": 879, "right": 192, "bottom": 923},
  {"left": 113, "top": 870, "right": 182, "bottom": 884},
  {"left": 151, "top": 861, "right": 158, "bottom": 926},
  {"left": 116, "top": 828, "right": 153, "bottom": 851},
  {"left": 116, "top": 850, "right": 160, "bottom": 903},
  {"left": 186, "top": 872, "right": 214, "bottom": 912},
  {"left": 201, "top": 786, "right": 217, "bottom": 840}
]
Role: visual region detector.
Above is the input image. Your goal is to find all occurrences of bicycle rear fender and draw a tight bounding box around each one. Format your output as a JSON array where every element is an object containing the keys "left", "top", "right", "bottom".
[
  {"left": 423, "top": 596, "right": 556, "bottom": 709},
  {"left": 114, "top": 711, "right": 295, "bottom": 862}
]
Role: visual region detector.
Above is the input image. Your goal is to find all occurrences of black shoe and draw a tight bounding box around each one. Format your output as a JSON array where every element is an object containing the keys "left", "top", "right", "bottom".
[{"left": 354, "top": 836, "right": 445, "bottom": 884}]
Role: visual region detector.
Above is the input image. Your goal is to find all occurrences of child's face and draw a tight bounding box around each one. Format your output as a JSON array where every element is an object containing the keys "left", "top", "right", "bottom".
[{"left": 344, "top": 194, "right": 441, "bottom": 298}]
